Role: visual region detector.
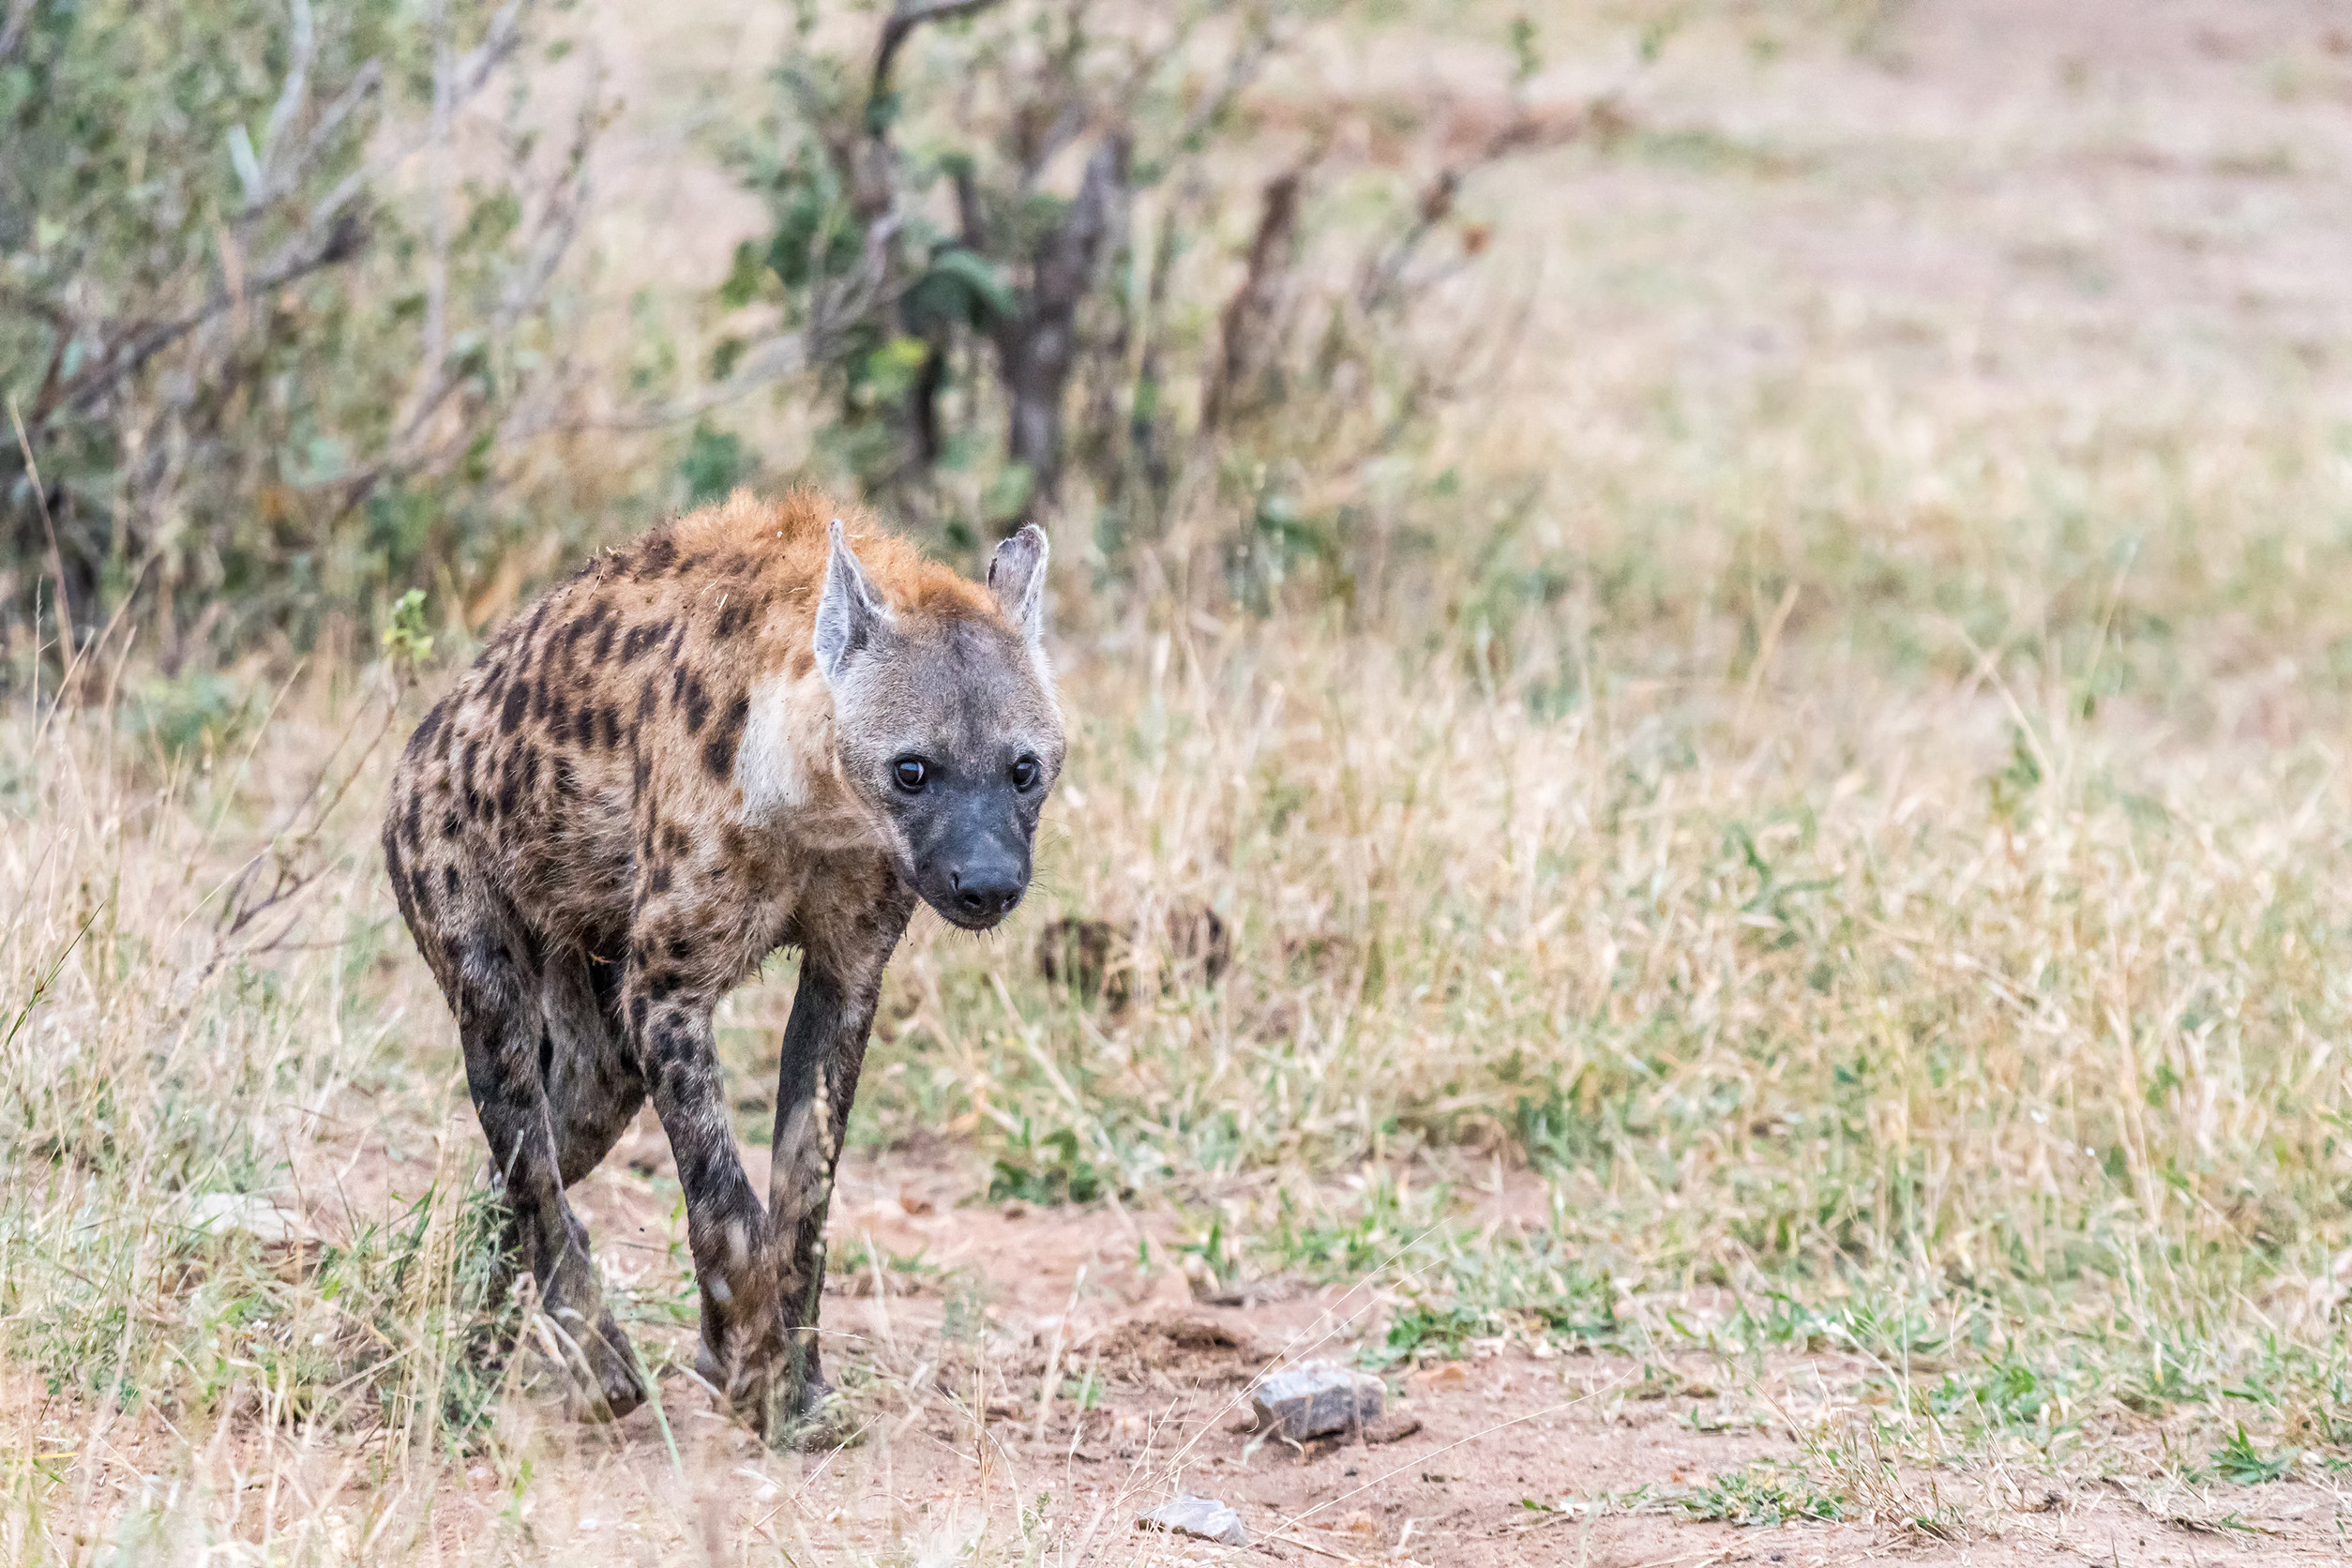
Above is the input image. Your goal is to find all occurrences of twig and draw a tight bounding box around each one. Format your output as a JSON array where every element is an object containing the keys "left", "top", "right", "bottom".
[
  {"left": 872, "top": 0, "right": 1003, "bottom": 101},
  {"left": 1357, "top": 170, "right": 1459, "bottom": 316},
  {"left": 7, "top": 393, "right": 71, "bottom": 661},
  {"left": 38, "top": 210, "right": 370, "bottom": 419},
  {"left": 250, "top": 0, "right": 319, "bottom": 210},
  {"left": 1033, "top": 1265, "right": 1085, "bottom": 1443},
  {"left": 1260, "top": 1530, "right": 1365, "bottom": 1563},
  {"left": 1201, "top": 167, "right": 1303, "bottom": 432},
  {"left": 0, "top": 0, "right": 33, "bottom": 66},
  {"left": 413, "top": 0, "right": 456, "bottom": 430}
]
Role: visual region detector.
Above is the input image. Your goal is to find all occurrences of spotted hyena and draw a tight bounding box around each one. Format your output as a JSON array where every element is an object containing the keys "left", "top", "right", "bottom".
[{"left": 381, "top": 490, "right": 1063, "bottom": 1437}]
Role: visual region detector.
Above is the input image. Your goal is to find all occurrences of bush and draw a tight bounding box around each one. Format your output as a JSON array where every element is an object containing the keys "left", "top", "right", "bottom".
[
  {"left": 0, "top": 0, "right": 597, "bottom": 663},
  {"left": 686, "top": 0, "right": 1566, "bottom": 596}
]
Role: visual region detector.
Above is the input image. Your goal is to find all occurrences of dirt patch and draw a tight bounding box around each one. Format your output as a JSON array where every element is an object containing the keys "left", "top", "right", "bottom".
[
  {"left": 244, "top": 1119, "right": 2350, "bottom": 1564},
  {"left": 17, "top": 1111, "right": 2348, "bottom": 1564},
  {"left": 1086, "top": 1316, "right": 1272, "bottom": 1389}
]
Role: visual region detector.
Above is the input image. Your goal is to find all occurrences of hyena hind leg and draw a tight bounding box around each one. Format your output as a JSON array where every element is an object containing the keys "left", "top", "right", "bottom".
[
  {"left": 480, "top": 939, "right": 641, "bottom": 1303},
  {"left": 448, "top": 919, "right": 647, "bottom": 1422},
  {"left": 541, "top": 937, "right": 648, "bottom": 1186}
]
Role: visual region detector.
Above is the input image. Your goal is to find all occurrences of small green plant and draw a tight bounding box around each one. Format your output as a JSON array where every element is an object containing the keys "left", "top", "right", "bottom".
[
  {"left": 1986, "top": 724, "right": 2044, "bottom": 822},
  {"left": 939, "top": 1271, "right": 990, "bottom": 1345},
  {"left": 988, "top": 1123, "right": 1110, "bottom": 1206},
  {"left": 120, "top": 671, "right": 261, "bottom": 759},
  {"left": 2209, "top": 1424, "right": 2299, "bottom": 1485},
  {"left": 1367, "top": 1302, "right": 1493, "bottom": 1367},
  {"left": 1932, "top": 1350, "right": 2073, "bottom": 1429},
  {"left": 1677, "top": 1463, "right": 1846, "bottom": 1526},
  {"left": 1060, "top": 1369, "right": 1103, "bottom": 1410},
  {"left": 831, "top": 1237, "right": 941, "bottom": 1294},
  {"left": 676, "top": 420, "right": 749, "bottom": 508},
  {"left": 381, "top": 588, "right": 435, "bottom": 671}
]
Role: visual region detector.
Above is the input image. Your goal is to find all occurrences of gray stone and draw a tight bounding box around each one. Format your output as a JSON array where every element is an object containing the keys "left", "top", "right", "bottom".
[
  {"left": 184, "top": 1192, "right": 299, "bottom": 1244},
  {"left": 1137, "top": 1496, "right": 1247, "bottom": 1546},
  {"left": 1249, "top": 1361, "right": 1384, "bottom": 1441}
]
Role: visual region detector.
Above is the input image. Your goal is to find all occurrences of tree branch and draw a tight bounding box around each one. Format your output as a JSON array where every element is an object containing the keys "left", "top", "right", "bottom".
[
  {"left": 453, "top": 0, "right": 534, "bottom": 103},
  {"left": 997, "top": 132, "right": 1129, "bottom": 525},
  {"left": 1203, "top": 166, "right": 1302, "bottom": 432},
  {"left": 255, "top": 0, "right": 318, "bottom": 200},
  {"left": 39, "top": 207, "right": 371, "bottom": 421},
  {"left": 871, "top": 0, "right": 1002, "bottom": 102},
  {"left": 0, "top": 0, "right": 35, "bottom": 68}
]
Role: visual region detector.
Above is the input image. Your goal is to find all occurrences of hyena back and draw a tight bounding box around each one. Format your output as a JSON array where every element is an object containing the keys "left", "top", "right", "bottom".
[{"left": 382, "top": 490, "right": 1063, "bottom": 1436}]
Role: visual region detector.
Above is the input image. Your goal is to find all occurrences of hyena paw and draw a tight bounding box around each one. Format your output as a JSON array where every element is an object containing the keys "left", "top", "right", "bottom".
[
  {"left": 550, "top": 1305, "right": 647, "bottom": 1423},
  {"left": 709, "top": 1338, "right": 843, "bottom": 1446},
  {"left": 770, "top": 1378, "right": 853, "bottom": 1453}
]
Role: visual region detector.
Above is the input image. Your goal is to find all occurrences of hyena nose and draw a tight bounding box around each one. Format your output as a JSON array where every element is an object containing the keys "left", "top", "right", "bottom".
[{"left": 948, "top": 865, "right": 1023, "bottom": 919}]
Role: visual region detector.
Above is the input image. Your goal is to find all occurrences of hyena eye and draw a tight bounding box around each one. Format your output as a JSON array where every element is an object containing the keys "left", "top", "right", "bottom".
[
  {"left": 893, "top": 756, "right": 928, "bottom": 792},
  {"left": 1010, "top": 756, "right": 1040, "bottom": 792}
]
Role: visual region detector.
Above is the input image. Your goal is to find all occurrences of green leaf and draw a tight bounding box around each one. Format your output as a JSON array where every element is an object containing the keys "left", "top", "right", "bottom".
[
  {"left": 718, "top": 240, "right": 766, "bottom": 309},
  {"left": 678, "top": 421, "right": 747, "bottom": 507},
  {"left": 923, "top": 248, "right": 1016, "bottom": 322},
  {"left": 382, "top": 590, "right": 434, "bottom": 667}
]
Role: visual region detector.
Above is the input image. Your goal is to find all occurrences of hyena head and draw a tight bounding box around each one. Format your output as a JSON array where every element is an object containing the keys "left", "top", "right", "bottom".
[{"left": 815, "top": 520, "right": 1064, "bottom": 930}]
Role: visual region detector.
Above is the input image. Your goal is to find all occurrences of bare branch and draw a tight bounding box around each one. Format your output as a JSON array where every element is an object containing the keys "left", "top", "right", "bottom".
[
  {"left": 0, "top": 280, "right": 71, "bottom": 328},
  {"left": 0, "top": 0, "right": 35, "bottom": 67},
  {"left": 255, "top": 0, "right": 318, "bottom": 199},
  {"left": 1172, "top": 2, "right": 1281, "bottom": 157},
  {"left": 1014, "top": 100, "right": 1090, "bottom": 190},
  {"left": 495, "top": 95, "right": 596, "bottom": 340},
  {"left": 7, "top": 395, "right": 72, "bottom": 658},
  {"left": 1202, "top": 166, "right": 1302, "bottom": 432},
  {"left": 410, "top": 0, "right": 457, "bottom": 439},
  {"left": 452, "top": 0, "right": 534, "bottom": 105},
  {"left": 248, "top": 59, "right": 384, "bottom": 219},
  {"left": 952, "top": 159, "right": 986, "bottom": 249},
  {"left": 872, "top": 0, "right": 1002, "bottom": 102},
  {"left": 40, "top": 207, "right": 371, "bottom": 420},
  {"left": 807, "top": 211, "right": 905, "bottom": 357},
  {"left": 1356, "top": 169, "right": 1457, "bottom": 316},
  {"left": 998, "top": 133, "right": 1129, "bottom": 524}
]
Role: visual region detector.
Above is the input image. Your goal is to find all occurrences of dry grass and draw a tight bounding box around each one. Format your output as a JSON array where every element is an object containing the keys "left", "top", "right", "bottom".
[
  {"left": 8, "top": 0, "right": 2352, "bottom": 1560},
  {"left": 5, "top": 575, "right": 2348, "bottom": 1557}
]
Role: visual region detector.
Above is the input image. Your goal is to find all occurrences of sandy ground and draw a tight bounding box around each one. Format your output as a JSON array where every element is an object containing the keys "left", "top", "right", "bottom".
[{"left": 228, "top": 1111, "right": 2344, "bottom": 1566}]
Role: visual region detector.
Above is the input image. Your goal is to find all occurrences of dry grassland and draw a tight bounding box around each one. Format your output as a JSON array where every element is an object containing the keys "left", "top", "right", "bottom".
[{"left": 7, "top": 1, "right": 2352, "bottom": 1562}]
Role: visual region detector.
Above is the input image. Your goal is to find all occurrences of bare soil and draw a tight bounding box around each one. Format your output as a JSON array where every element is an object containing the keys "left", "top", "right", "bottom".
[{"left": 261, "top": 1111, "right": 2347, "bottom": 1565}]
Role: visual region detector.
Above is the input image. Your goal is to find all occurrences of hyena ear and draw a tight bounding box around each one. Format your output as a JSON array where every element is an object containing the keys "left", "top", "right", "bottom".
[
  {"left": 814, "top": 519, "right": 889, "bottom": 686},
  {"left": 988, "top": 524, "right": 1049, "bottom": 647}
]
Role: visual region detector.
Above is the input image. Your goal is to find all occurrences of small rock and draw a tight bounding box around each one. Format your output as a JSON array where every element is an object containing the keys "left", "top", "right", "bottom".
[
  {"left": 184, "top": 1192, "right": 298, "bottom": 1244},
  {"left": 1408, "top": 1359, "right": 1470, "bottom": 1395},
  {"left": 1137, "top": 1496, "right": 1247, "bottom": 1547},
  {"left": 1250, "top": 1362, "right": 1383, "bottom": 1441}
]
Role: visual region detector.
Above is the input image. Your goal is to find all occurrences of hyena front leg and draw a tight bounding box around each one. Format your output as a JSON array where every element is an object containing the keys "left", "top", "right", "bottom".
[
  {"left": 450, "top": 927, "right": 645, "bottom": 1420},
  {"left": 766, "top": 902, "right": 912, "bottom": 1430},
  {"left": 627, "top": 978, "right": 781, "bottom": 1423}
]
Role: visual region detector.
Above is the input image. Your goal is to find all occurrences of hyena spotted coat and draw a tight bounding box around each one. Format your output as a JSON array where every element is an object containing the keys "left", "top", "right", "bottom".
[{"left": 382, "top": 490, "right": 1063, "bottom": 1435}]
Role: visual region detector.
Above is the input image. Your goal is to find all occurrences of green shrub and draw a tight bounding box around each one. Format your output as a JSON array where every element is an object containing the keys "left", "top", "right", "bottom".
[{"left": 1, "top": 0, "right": 597, "bottom": 659}]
